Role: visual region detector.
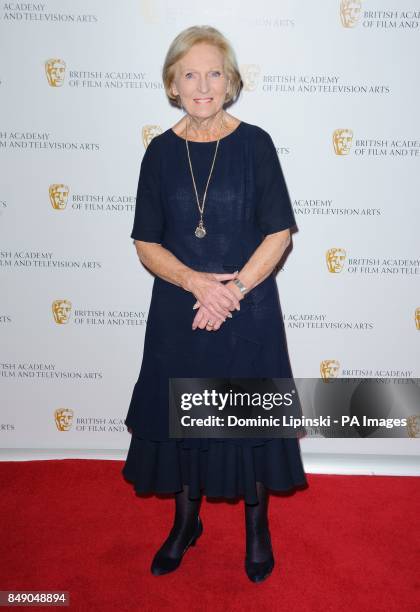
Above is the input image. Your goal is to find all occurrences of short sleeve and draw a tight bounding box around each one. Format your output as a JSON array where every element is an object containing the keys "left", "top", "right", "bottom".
[
  {"left": 130, "top": 137, "right": 165, "bottom": 243},
  {"left": 254, "top": 129, "right": 296, "bottom": 236}
]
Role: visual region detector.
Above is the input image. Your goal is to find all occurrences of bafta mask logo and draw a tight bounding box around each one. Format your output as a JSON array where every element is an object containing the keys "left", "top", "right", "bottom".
[
  {"left": 54, "top": 408, "right": 74, "bottom": 431},
  {"left": 340, "top": 0, "right": 362, "bottom": 28},
  {"left": 333, "top": 129, "right": 353, "bottom": 155},
  {"left": 326, "top": 248, "right": 346, "bottom": 273},
  {"left": 52, "top": 299, "right": 72, "bottom": 324},
  {"left": 407, "top": 415, "right": 420, "bottom": 438},
  {"left": 415, "top": 307, "right": 420, "bottom": 330},
  {"left": 239, "top": 64, "right": 261, "bottom": 92},
  {"left": 142, "top": 125, "right": 163, "bottom": 149},
  {"left": 49, "top": 184, "right": 69, "bottom": 210},
  {"left": 45, "top": 58, "right": 66, "bottom": 87},
  {"left": 320, "top": 359, "right": 340, "bottom": 381}
]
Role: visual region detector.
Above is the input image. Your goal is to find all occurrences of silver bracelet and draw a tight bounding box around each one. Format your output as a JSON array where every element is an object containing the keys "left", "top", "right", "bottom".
[{"left": 233, "top": 278, "right": 247, "bottom": 295}]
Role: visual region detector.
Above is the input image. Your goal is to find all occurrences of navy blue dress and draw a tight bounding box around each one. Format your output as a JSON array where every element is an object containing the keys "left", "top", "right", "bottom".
[{"left": 122, "top": 121, "right": 307, "bottom": 504}]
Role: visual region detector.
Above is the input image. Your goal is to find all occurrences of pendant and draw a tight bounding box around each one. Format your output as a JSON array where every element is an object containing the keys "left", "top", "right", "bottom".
[{"left": 195, "top": 222, "right": 206, "bottom": 238}]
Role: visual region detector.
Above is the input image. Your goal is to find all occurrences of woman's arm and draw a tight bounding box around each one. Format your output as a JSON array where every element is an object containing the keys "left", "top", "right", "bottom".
[
  {"left": 228, "top": 228, "right": 291, "bottom": 297},
  {"left": 134, "top": 240, "right": 241, "bottom": 320},
  {"left": 193, "top": 128, "right": 297, "bottom": 331},
  {"left": 192, "top": 228, "right": 291, "bottom": 330}
]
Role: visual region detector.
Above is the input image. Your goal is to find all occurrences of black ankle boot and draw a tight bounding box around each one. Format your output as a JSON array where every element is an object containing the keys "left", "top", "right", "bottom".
[
  {"left": 151, "top": 515, "right": 203, "bottom": 576},
  {"left": 244, "top": 527, "right": 275, "bottom": 583},
  {"left": 244, "top": 482, "right": 275, "bottom": 583},
  {"left": 150, "top": 484, "right": 203, "bottom": 576}
]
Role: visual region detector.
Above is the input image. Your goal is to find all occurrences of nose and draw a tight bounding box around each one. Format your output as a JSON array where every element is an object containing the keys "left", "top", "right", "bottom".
[{"left": 197, "top": 75, "right": 210, "bottom": 94}]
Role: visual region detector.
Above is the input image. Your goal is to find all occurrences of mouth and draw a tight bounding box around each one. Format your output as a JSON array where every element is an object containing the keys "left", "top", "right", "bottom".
[{"left": 193, "top": 98, "right": 213, "bottom": 103}]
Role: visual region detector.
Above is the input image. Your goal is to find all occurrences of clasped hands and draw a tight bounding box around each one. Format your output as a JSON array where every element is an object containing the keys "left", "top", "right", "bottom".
[{"left": 187, "top": 270, "right": 243, "bottom": 332}]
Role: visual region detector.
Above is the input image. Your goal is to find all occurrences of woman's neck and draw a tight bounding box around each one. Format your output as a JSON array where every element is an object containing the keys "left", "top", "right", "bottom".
[{"left": 184, "top": 110, "right": 226, "bottom": 142}]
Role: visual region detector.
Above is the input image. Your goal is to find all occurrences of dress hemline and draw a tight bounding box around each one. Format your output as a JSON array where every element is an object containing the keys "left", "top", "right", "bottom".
[{"left": 121, "top": 434, "right": 308, "bottom": 505}]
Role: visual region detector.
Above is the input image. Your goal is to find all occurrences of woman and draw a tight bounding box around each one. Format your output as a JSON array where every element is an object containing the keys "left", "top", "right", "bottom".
[{"left": 122, "top": 25, "right": 307, "bottom": 583}]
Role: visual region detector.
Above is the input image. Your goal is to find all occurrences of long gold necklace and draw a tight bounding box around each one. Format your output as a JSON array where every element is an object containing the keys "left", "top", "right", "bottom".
[{"left": 185, "top": 112, "right": 224, "bottom": 238}]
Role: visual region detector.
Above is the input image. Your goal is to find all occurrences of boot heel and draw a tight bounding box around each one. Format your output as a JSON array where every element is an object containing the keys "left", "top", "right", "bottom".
[{"left": 150, "top": 515, "right": 203, "bottom": 576}]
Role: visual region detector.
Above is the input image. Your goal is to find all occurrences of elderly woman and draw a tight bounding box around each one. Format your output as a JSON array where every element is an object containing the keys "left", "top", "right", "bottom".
[{"left": 122, "top": 25, "right": 307, "bottom": 583}]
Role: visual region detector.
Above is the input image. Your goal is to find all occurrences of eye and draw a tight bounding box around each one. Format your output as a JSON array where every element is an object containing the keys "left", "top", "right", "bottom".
[
  {"left": 185, "top": 72, "right": 194, "bottom": 79},
  {"left": 210, "top": 71, "right": 222, "bottom": 77}
]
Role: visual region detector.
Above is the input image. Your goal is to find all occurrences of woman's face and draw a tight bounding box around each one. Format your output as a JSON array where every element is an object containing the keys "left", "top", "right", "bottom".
[{"left": 171, "top": 42, "right": 229, "bottom": 120}]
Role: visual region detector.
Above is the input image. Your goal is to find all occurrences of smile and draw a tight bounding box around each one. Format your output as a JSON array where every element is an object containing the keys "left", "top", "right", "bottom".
[{"left": 193, "top": 98, "right": 213, "bottom": 103}]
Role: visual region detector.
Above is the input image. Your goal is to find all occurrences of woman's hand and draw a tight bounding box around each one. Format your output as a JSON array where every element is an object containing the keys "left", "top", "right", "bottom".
[
  {"left": 192, "top": 280, "right": 245, "bottom": 314},
  {"left": 192, "top": 304, "right": 226, "bottom": 331},
  {"left": 192, "top": 281, "right": 246, "bottom": 331},
  {"left": 185, "top": 271, "right": 241, "bottom": 320}
]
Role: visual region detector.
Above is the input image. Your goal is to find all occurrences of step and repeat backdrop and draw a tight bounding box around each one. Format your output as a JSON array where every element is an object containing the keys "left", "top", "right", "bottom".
[{"left": 1, "top": 1, "right": 419, "bottom": 461}]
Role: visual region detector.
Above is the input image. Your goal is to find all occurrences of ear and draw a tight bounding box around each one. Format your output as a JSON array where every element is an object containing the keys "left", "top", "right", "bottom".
[{"left": 171, "top": 81, "right": 179, "bottom": 97}]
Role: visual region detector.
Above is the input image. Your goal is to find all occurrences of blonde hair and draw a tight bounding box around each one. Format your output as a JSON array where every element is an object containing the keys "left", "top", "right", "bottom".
[{"left": 162, "top": 25, "right": 242, "bottom": 107}]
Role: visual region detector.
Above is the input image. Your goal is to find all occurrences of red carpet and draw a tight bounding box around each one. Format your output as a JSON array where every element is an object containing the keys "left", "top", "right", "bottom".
[{"left": 0, "top": 459, "right": 418, "bottom": 611}]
